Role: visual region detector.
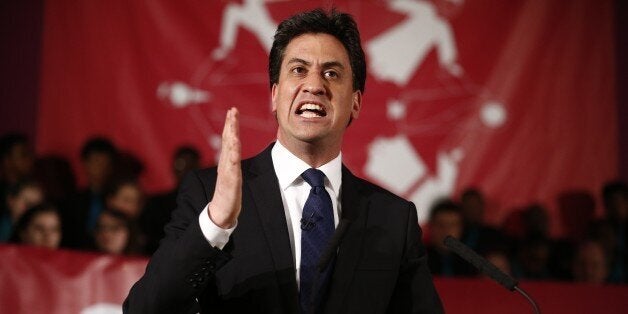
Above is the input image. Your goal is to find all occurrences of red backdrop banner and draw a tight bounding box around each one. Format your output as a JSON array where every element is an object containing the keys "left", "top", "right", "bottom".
[{"left": 37, "top": 0, "right": 617, "bottom": 235}]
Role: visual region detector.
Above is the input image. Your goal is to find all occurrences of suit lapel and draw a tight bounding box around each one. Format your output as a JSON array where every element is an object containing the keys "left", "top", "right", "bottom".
[
  {"left": 325, "top": 166, "right": 369, "bottom": 309},
  {"left": 243, "top": 144, "right": 299, "bottom": 308}
]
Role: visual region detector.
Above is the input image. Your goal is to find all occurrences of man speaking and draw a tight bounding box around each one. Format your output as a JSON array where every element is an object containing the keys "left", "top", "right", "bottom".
[{"left": 124, "top": 8, "right": 443, "bottom": 314}]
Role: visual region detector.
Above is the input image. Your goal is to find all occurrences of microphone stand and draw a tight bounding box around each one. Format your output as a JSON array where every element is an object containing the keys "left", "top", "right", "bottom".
[
  {"left": 444, "top": 236, "right": 541, "bottom": 314},
  {"left": 514, "top": 286, "right": 540, "bottom": 314}
]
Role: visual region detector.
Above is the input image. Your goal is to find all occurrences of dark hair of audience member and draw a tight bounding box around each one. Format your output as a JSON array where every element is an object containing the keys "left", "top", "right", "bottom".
[
  {"left": 172, "top": 145, "right": 201, "bottom": 184},
  {"left": 602, "top": 180, "right": 628, "bottom": 223},
  {"left": 80, "top": 137, "right": 117, "bottom": 161},
  {"left": 0, "top": 132, "right": 34, "bottom": 185}
]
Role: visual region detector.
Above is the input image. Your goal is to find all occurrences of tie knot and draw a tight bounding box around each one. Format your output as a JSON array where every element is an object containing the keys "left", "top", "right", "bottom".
[{"left": 301, "top": 168, "right": 326, "bottom": 188}]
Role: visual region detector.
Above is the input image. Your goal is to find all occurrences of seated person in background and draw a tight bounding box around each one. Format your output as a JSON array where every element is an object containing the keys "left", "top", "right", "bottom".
[
  {"left": 459, "top": 188, "right": 505, "bottom": 255},
  {"left": 598, "top": 180, "right": 628, "bottom": 283},
  {"left": 10, "top": 203, "right": 62, "bottom": 250},
  {"left": 140, "top": 146, "right": 201, "bottom": 254},
  {"left": 63, "top": 137, "right": 118, "bottom": 249},
  {"left": 510, "top": 204, "right": 553, "bottom": 280},
  {"left": 93, "top": 208, "right": 144, "bottom": 256},
  {"left": 511, "top": 235, "right": 552, "bottom": 280},
  {"left": 426, "top": 199, "right": 477, "bottom": 277},
  {"left": 0, "top": 133, "right": 35, "bottom": 210},
  {"left": 572, "top": 239, "right": 609, "bottom": 285},
  {"left": 0, "top": 180, "right": 44, "bottom": 241},
  {"left": 105, "top": 179, "right": 144, "bottom": 220}
]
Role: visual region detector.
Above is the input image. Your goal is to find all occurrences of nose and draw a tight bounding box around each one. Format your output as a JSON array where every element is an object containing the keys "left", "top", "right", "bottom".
[{"left": 302, "top": 73, "right": 326, "bottom": 96}]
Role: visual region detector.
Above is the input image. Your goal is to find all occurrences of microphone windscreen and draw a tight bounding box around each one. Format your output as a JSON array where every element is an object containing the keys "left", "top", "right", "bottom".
[{"left": 444, "top": 235, "right": 518, "bottom": 291}]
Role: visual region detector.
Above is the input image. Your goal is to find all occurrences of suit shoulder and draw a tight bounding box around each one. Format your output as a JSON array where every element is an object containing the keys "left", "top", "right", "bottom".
[{"left": 351, "top": 174, "right": 411, "bottom": 206}]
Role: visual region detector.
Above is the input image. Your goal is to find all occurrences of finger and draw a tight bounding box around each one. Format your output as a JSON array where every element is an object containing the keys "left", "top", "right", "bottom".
[{"left": 228, "top": 108, "right": 241, "bottom": 164}]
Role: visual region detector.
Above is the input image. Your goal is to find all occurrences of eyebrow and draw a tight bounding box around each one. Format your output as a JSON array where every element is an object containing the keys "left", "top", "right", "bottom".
[{"left": 286, "top": 58, "right": 346, "bottom": 70}]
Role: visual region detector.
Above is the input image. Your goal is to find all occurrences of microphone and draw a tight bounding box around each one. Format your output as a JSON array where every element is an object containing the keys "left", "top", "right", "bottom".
[
  {"left": 443, "top": 236, "right": 540, "bottom": 314},
  {"left": 301, "top": 212, "right": 316, "bottom": 231}
]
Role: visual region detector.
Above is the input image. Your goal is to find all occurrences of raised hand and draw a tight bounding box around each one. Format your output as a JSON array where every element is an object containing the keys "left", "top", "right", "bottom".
[{"left": 208, "top": 107, "right": 242, "bottom": 229}]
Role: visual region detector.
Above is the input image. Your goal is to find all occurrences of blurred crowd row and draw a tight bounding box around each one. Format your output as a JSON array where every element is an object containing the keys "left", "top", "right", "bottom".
[
  {"left": 0, "top": 133, "right": 198, "bottom": 257},
  {"left": 1, "top": 132, "right": 626, "bottom": 286},
  {"left": 425, "top": 184, "right": 627, "bottom": 285}
]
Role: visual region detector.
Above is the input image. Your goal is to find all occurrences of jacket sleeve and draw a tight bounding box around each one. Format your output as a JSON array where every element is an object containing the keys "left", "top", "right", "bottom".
[
  {"left": 123, "top": 170, "right": 231, "bottom": 314},
  {"left": 387, "top": 203, "right": 444, "bottom": 314}
]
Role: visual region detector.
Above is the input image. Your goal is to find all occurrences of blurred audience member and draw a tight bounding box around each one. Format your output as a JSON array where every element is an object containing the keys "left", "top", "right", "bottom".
[
  {"left": 105, "top": 179, "right": 144, "bottom": 220},
  {"left": 600, "top": 180, "right": 628, "bottom": 283},
  {"left": 140, "top": 146, "right": 201, "bottom": 254},
  {"left": 521, "top": 203, "right": 550, "bottom": 239},
  {"left": 93, "top": 208, "right": 143, "bottom": 255},
  {"left": 115, "top": 151, "right": 145, "bottom": 182},
  {"left": 512, "top": 235, "right": 552, "bottom": 280},
  {"left": 572, "top": 240, "right": 609, "bottom": 284},
  {"left": 0, "top": 133, "right": 34, "bottom": 216},
  {"left": 426, "top": 199, "right": 477, "bottom": 277},
  {"left": 0, "top": 180, "right": 44, "bottom": 241},
  {"left": 0, "top": 133, "right": 34, "bottom": 187},
  {"left": 511, "top": 204, "right": 556, "bottom": 280},
  {"left": 10, "top": 203, "right": 62, "bottom": 250},
  {"left": 63, "top": 137, "right": 118, "bottom": 249},
  {"left": 33, "top": 155, "right": 77, "bottom": 206},
  {"left": 459, "top": 188, "right": 505, "bottom": 255}
]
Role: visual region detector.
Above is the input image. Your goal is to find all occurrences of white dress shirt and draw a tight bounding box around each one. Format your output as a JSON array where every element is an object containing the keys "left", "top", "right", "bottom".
[{"left": 198, "top": 141, "right": 342, "bottom": 285}]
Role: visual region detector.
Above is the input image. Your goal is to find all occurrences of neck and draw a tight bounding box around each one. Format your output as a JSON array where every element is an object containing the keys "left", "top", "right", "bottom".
[{"left": 277, "top": 138, "right": 341, "bottom": 168}]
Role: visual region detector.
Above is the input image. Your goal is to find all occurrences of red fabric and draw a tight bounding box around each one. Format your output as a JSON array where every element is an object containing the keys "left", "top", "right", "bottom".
[
  {"left": 37, "top": 0, "right": 617, "bottom": 235},
  {"left": 434, "top": 277, "right": 628, "bottom": 314},
  {"left": 2, "top": 245, "right": 627, "bottom": 313},
  {"left": 0, "top": 245, "right": 146, "bottom": 314}
]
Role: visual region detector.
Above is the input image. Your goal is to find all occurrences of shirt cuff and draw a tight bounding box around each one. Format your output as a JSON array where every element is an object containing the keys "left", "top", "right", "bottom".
[{"left": 198, "top": 203, "right": 237, "bottom": 249}]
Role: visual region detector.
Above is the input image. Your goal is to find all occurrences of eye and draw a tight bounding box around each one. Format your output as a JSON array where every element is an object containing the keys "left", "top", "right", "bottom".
[
  {"left": 291, "top": 66, "right": 306, "bottom": 75},
  {"left": 323, "top": 70, "right": 338, "bottom": 79}
]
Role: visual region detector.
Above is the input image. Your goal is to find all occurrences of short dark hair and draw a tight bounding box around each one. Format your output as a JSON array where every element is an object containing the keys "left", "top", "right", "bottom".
[
  {"left": 174, "top": 145, "right": 200, "bottom": 161},
  {"left": 602, "top": 180, "right": 628, "bottom": 216},
  {"left": 80, "top": 137, "right": 117, "bottom": 161},
  {"left": 429, "top": 199, "right": 461, "bottom": 222},
  {"left": 269, "top": 8, "right": 366, "bottom": 93}
]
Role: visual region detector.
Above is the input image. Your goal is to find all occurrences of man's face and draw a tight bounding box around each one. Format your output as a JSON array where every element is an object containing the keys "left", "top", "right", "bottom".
[{"left": 272, "top": 33, "right": 362, "bottom": 150}]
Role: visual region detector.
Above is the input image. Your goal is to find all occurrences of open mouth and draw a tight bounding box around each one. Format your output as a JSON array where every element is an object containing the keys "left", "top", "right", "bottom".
[{"left": 296, "top": 103, "right": 327, "bottom": 118}]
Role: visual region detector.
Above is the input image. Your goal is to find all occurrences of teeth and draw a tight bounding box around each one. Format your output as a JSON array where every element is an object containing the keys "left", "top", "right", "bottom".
[
  {"left": 301, "top": 111, "right": 319, "bottom": 118},
  {"left": 296, "top": 102, "right": 326, "bottom": 118},
  {"left": 301, "top": 103, "right": 322, "bottom": 111}
]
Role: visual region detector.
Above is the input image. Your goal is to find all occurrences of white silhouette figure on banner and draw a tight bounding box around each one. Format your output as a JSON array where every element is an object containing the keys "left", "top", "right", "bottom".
[
  {"left": 367, "top": 0, "right": 463, "bottom": 86},
  {"left": 212, "top": 0, "right": 277, "bottom": 60},
  {"left": 363, "top": 0, "right": 470, "bottom": 222},
  {"left": 365, "top": 135, "right": 463, "bottom": 224}
]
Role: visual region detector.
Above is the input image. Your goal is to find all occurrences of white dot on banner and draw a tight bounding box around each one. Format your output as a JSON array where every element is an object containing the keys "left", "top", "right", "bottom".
[{"left": 480, "top": 102, "right": 507, "bottom": 128}]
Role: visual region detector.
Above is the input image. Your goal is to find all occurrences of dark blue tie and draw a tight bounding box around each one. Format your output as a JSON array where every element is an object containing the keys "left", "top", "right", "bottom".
[{"left": 299, "top": 168, "right": 334, "bottom": 314}]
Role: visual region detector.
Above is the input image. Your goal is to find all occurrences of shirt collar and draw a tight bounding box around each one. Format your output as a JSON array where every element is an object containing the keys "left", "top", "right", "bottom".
[{"left": 271, "top": 141, "right": 342, "bottom": 194}]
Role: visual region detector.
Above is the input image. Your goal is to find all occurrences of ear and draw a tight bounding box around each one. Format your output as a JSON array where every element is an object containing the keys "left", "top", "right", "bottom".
[
  {"left": 351, "top": 90, "right": 362, "bottom": 120},
  {"left": 271, "top": 83, "right": 278, "bottom": 113}
]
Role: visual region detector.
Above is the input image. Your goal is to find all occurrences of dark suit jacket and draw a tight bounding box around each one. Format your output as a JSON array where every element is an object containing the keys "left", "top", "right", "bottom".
[{"left": 124, "top": 144, "right": 443, "bottom": 313}]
